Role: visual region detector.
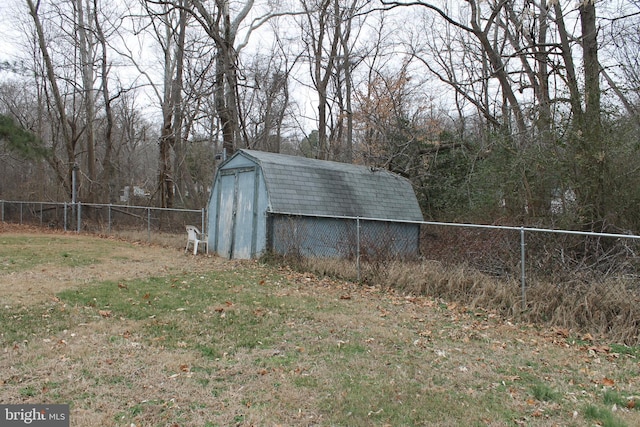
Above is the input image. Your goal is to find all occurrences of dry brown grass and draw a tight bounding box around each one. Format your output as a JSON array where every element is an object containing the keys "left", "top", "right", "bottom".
[
  {"left": 295, "top": 253, "right": 640, "bottom": 345},
  {"left": 384, "top": 260, "right": 640, "bottom": 345}
]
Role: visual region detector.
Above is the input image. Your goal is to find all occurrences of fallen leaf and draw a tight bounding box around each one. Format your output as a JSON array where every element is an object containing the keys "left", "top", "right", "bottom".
[
  {"left": 602, "top": 377, "right": 615, "bottom": 387},
  {"left": 588, "top": 345, "right": 611, "bottom": 354},
  {"left": 99, "top": 310, "right": 112, "bottom": 318}
]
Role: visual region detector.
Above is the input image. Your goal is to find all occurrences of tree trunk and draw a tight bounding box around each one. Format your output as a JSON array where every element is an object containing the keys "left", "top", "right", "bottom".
[
  {"left": 578, "top": 0, "right": 606, "bottom": 225},
  {"left": 75, "top": 0, "right": 96, "bottom": 202},
  {"left": 93, "top": 0, "right": 115, "bottom": 202},
  {"left": 26, "top": 0, "right": 75, "bottom": 200}
]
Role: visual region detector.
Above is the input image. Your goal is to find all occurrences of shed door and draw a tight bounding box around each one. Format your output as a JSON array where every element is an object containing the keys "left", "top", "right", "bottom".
[{"left": 216, "top": 167, "right": 257, "bottom": 259}]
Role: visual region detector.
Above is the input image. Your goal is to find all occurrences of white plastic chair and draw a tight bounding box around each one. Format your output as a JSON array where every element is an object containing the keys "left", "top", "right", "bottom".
[{"left": 185, "top": 225, "right": 208, "bottom": 255}]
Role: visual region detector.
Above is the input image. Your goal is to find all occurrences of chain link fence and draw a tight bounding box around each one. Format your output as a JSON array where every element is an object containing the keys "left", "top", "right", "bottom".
[
  {"left": 269, "top": 213, "right": 640, "bottom": 344},
  {"left": 0, "top": 200, "right": 204, "bottom": 246},
  {"left": 3, "top": 200, "right": 640, "bottom": 343}
]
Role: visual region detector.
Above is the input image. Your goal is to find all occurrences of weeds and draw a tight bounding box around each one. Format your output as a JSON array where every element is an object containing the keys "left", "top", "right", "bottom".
[
  {"left": 584, "top": 405, "right": 627, "bottom": 427},
  {"left": 531, "top": 383, "right": 560, "bottom": 402}
]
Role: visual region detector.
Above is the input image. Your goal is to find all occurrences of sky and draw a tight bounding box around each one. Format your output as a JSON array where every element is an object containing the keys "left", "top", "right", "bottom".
[{"left": 0, "top": 0, "right": 23, "bottom": 64}]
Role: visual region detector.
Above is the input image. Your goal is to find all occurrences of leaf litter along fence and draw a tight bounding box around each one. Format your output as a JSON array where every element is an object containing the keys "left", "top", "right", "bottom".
[
  {"left": 3, "top": 200, "right": 640, "bottom": 343},
  {"left": 269, "top": 213, "right": 640, "bottom": 345},
  {"left": 0, "top": 200, "right": 205, "bottom": 243}
]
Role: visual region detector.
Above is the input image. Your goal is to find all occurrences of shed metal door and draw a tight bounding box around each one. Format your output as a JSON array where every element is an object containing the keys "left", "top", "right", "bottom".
[{"left": 216, "top": 167, "right": 257, "bottom": 259}]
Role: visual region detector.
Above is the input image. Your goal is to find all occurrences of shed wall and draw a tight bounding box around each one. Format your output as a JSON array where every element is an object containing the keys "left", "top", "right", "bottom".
[
  {"left": 207, "top": 161, "right": 269, "bottom": 259},
  {"left": 268, "top": 214, "right": 420, "bottom": 259}
]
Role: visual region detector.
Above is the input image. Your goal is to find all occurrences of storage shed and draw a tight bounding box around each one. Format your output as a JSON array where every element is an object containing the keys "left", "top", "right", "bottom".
[{"left": 207, "top": 149, "right": 424, "bottom": 259}]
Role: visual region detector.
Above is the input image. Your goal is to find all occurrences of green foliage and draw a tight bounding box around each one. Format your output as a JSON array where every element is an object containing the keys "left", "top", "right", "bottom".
[
  {"left": 592, "top": 117, "right": 640, "bottom": 231},
  {"left": 584, "top": 405, "right": 627, "bottom": 427},
  {"left": 0, "top": 114, "right": 49, "bottom": 160},
  {"left": 299, "top": 129, "right": 320, "bottom": 158},
  {"left": 184, "top": 137, "right": 216, "bottom": 204},
  {"left": 407, "top": 107, "right": 640, "bottom": 232},
  {"left": 530, "top": 382, "right": 560, "bottom": 402},
  {"left": 419, "top": 137, "right": 481, "bottom": 221}
]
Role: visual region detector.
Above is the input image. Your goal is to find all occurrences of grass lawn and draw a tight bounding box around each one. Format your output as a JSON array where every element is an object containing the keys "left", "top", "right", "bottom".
[{"left": 1, "top": 228, "right": 640, "bottom": 426}]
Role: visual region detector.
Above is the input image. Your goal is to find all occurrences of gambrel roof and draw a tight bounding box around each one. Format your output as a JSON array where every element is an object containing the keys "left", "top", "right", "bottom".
[{"left": 230, "top": 149, "right": 423, "bottom": 221}]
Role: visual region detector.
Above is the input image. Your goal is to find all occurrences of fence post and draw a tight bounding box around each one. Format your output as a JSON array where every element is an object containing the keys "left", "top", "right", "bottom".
[
  {"left": 108, "top": 204, "right": 112, "bottom": 235},
  {"left": 356, "top": 217, "right": 361, "bottom": 283},
  {"left": 520, "top": 227, "right": 526, "bottom": 311},
  {"left": 147, "top": 208, "right": 151, "bottom": 242},
  {"left": 63, "top": 202, "right": 67, "bottom": 231},
  {"left": 1, "top": 200, "right": 4, "bottom": 222},
  {"left": 201, "top": 208, "right": 206, "bottom": 236},
  {"left": 40, "top": 203, "right": 43, "bottom": 226},
  {"left": 77, "top": 202, "right": 82, "bottom": 233},
  {"left": 19, "top": 202, "right": 23, "bottom": 224}
]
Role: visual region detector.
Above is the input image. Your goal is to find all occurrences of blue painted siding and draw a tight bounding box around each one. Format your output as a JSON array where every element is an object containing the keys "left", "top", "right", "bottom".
[
  {"left": 269, "top": 215, "right": 420, "bottom": 259},
  {"left": 208, "top": 150, "right": 423, "bottom": 259}
]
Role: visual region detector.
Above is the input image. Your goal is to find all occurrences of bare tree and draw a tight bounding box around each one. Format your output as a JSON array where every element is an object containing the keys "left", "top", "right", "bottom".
[
  {"left": 75, "top": 0, "right": 98, "bottom": 201},
  {"left": 184, "top": 0, "right": 256, "bottom": 155},
  {"left": 298, "top": 0, "right": 341, "bottom": 159},
  {"left": 22, "top": 0, "right": 135, "bottom": 204},
  {"left": 241, "top": 24, "right": 299, "bottom": 153},
  {"left": 25, "top": 0, "right": 78, "bottom": 199}
]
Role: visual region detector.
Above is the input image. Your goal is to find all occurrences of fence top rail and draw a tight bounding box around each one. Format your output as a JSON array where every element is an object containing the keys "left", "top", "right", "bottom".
[
  {"left": 421, "top": 220, "right": 640, "bottom": 240},
  {"left": 4, "top": 202, "right": 638, "bottom": 241},
  {"left": 267, "top": 210, "right": 640, "bottom": 241},
  {"left": 0, "top": 200, "right": 202, "bottom": 214},
  {"left": 0, "top": 200, "right": 66, "bottom": 207}
]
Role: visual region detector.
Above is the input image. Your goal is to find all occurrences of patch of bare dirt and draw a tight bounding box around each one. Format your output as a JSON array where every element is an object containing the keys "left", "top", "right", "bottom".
[{"left": 0, "top": 223, "right": 225, "bottom": 306}]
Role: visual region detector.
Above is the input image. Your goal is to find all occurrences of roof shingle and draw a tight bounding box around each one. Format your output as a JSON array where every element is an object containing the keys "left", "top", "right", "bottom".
[{"left": 237, "top": 150, "right": 423, "bottom": 221}]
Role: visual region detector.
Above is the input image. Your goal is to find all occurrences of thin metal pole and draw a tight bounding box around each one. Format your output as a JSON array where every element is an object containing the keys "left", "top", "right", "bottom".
[
  {"left": 40, "top": 203, "right": 43, "bottom": 226},
  {"left": 147, "top": 208, "right": 151, "bottom": 242},
  {"left": 356, "top": 217, "right": 361, "bottom": 282},
  {"left": 520, "top": 227, "right": 526, "bottom": 311},
  {"left": 108, "top": 204, "right": 111, "bottom": 235},
  {"left": 1, "top": 200, "right": 4, "bottom": 222},
  {"left": 77, "top": 202, "right": 81, "bottom": 233},
  {"left": 201, "top": 208, "right": 206, "bottom": 236},
  {"left": 20, "top": 202, "right": 23, "bottom": 224},
  {"left": 64, "top": 202, "right": 67, "bottom": 231}
]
